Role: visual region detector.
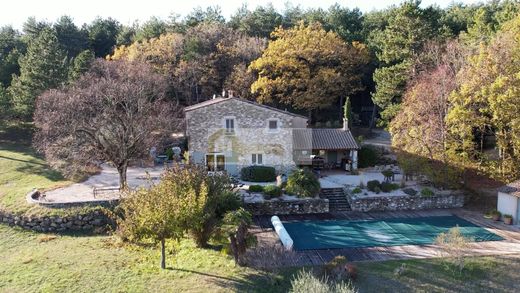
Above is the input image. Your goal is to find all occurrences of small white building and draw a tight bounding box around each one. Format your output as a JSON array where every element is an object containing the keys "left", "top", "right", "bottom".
[{"left": 497, "top": 180, "right": 520, "bottom": 225}]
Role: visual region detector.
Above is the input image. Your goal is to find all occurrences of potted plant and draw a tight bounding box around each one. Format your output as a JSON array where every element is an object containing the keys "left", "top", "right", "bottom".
[
  {"left": 503, "top": 214, "right": 513, "bottom": 225},
  {"left": 490, "top": 210, "right": 502, "bottom": 221}
]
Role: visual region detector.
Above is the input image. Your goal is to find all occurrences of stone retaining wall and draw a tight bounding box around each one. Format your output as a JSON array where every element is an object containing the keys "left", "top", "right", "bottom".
[
  {"left": 0, "top": 209, "right": 114, "bottom": 232},
  {"left": 348, "top": 193, "right": 465, "bottom": 212},
  {"left": 244, "top": 198, "right": 329, "bottom": 215}
]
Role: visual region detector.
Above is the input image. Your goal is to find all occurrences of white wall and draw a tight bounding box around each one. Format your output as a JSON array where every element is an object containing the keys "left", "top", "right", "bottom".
[{"left": 497, "top": 191, "right": 518, "bottom": 224}]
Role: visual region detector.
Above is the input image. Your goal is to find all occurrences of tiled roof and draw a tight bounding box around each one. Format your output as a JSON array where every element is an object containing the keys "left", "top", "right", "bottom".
[
  {"left": 498, "top": 180, "right": 520, "bottom": 197},
  {"left": 184, "top": 97, "right": 308, "bottom": 119},
  {"left": 293, "top": 128, "right": 359, "bottom": 150}
]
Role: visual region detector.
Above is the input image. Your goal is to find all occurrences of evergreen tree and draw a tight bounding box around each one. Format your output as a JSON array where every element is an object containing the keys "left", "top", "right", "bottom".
[
  {"left": 9, "top": 28, "right": 68, "bottom": 119},
  {"left": 87, "top": 17, "right": 121, "bottom": 57},
  {"left": 0, "top": 26, "right": 25, "bottom": 87},
  {"left": 370, "top": 1, "right": 443, "bottom": 125},
  {"left": 53, "top": 15, "right": 89, "bottom": 58},
  {"left": 68, "top": 50, "right": 95, "bottom": 81},
  {"left": 0, "top": 86, "right": 10, "bottom": 120},
  {"left": 343, "top": 96, "right": 352, "bottom": 128},
  {"left": 134, "top": 17, "right": 168, "bottom": 42}
]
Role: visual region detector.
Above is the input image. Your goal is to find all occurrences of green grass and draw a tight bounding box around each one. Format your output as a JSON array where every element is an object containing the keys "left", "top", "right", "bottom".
[
  {"left": 1, "top": 224, "right": 520, "bottom": 293},
  {"left": 0, "top": 122, "right": 74, "bottom": 215},
  {"left": 355, "top": 256, "right": 520, "bottom": 292},
  {"left": 0, "top": 225, "right": 295, "bottom": 293}
]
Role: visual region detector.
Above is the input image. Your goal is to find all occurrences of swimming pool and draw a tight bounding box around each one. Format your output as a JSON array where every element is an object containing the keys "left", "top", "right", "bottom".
[{"left": 282, "top": 216, "right": 503, "bottom": 250}]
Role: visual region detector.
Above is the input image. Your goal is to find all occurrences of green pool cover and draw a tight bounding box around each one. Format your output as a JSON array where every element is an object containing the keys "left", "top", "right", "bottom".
[{"left": 282, "top": 216, "right": 503, "bottom": 250}]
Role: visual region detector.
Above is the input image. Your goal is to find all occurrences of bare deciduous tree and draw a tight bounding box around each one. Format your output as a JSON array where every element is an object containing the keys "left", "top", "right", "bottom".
[{"left": 34, "top": 59, "right": 182, "bottom": 188}]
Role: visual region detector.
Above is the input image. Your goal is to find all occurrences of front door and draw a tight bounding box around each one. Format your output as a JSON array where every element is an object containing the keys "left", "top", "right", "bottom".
[{"left": 206, "top": 153, "right": 225, "bottom": 172}]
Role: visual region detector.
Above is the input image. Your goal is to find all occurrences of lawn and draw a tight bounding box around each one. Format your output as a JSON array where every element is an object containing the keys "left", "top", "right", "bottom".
[
  {"left": 0, "top": 122, "right": 73, "bottom": 215},
  {"left": 0, "top": 225, "right": 294, "bottom": 293},
  {"left": 355, "top": 256, "right": 520, "bottom": 292}
]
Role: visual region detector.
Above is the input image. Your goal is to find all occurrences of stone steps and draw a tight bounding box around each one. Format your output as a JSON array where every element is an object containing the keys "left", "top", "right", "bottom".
[{"left": 320, "top": 188, "right": 351, "bottom": 212}]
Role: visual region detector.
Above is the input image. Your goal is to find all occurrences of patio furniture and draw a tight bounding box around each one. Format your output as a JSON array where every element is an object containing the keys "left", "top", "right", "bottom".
[{"left": 154, "top": 155, "right": 168, "bottom": 165}]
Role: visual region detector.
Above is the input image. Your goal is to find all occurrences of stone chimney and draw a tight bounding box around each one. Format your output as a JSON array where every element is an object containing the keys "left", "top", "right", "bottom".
[{"left": 343, "top": 118, "right": 349, "bottom": 131}]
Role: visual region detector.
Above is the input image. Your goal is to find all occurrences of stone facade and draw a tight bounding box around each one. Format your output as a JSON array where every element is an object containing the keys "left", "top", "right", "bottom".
[
  {"left": 0, "top": 209, "right": 114, "bottom": 232},
  {"left": 244, "top": 198, "right": 329, "bottom": 215},
  {"left": 348, "top": 193, "right": 465, "bottom": 212},
  {"left": 185, "top": 98, "right": 308, "bottom": 176}
]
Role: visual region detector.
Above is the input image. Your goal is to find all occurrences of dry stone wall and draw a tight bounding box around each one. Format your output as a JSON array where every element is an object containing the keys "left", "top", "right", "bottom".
[
  {"left": 244, "top": 198, "right": 329, "bottom": 215},
  {"left": 0, "top": 209, "right": 114, "bottom": 232},
  {"left": 348, "top": 193, "right": 465, "bottom": 212}
]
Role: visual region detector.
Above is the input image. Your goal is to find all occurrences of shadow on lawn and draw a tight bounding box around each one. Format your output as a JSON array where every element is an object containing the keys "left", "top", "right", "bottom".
[
  {"left": 173, "top": 267, "right": 295, "bottom": 293},
  {"left": 0, "top": 141, "right": 66, "bottom": 183}
]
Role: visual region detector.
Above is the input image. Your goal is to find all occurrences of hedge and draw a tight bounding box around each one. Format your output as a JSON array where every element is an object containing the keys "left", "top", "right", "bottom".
[{"left": 240, "top": 166, "right": 276, "bottom": 182}]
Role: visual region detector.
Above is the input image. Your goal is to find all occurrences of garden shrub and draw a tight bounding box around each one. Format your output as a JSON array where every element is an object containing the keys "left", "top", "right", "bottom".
[
  {"left": 358, "top": 145, "right": 380, "bottom": 168},
  {"left": 322, "top": 256, "right": 357, "bottom": 281},
  {"left": 380, "top": 182, "right": 395, "bottom": 193},
  {"left": 248, "top": 185, "right": 264, "bottom": 193},
  {"left": 263, "top": 185, "right": 282, "bottom": 197},
  {"left": 240, "top": 166, "right": 276, "bottom": 182},
  {"left": 291, "top": 269, "right": 356, "bottom": 293},
  {"left": 420, "top": 187, "right": 434, "bottom": 197},
  {"left": 402, "top": 188, "right": 418, "bottom": 196},
  {"left": 351, "top": 187, "right": 362, "bottom": 194},
  {"left": 366, "top": 180, "right": 381, "bottom": 192},
  {"left": 286, "top": 168, "right": 321, "bottom": 198},
  {"left": 374, "top": 186, "right": 381, "bottom": 194}
]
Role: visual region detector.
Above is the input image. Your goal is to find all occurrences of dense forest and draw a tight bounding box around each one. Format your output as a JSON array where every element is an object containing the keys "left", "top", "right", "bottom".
[{"left": 1, "top": 0, "right": 520, "bottom": 182}]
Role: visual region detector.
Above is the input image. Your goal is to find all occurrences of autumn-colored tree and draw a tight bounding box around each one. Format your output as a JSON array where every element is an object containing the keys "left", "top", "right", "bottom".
[
  {"left": 33, "top": 60, "right": 182, "bottom": 188},
  {"left": 389, "top": 40, "right": 467, "bottom": 188},
  {"left": 250, "top": 21, "right": 369, "bottom": 119},
  {"left": 447, "top": 15, "right": 520, "bottom": 181},
  {"left": 390, "top": 41, "right": 465, "bottom": 161},
  {"left": 110, "top": 23, "right": 265, "bottom": 105}
]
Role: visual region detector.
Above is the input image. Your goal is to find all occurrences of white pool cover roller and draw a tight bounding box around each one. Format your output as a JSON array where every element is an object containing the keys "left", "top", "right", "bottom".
[{"left": 271, "top": 216, "right": 294, "bottom": 250}]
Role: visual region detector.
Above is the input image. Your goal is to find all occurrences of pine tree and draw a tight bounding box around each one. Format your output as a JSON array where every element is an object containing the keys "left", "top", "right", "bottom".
[
  {"left": 68, "top": 49, "right": 95, "bottom": 81},
  {"left": 9, "top": 28, "right": 68, "bottom": 119}
]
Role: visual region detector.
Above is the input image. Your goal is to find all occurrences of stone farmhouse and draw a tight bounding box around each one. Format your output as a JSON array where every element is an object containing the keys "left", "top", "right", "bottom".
[{"left": 184, "top": 95, "right": 359, "bottom": 176}]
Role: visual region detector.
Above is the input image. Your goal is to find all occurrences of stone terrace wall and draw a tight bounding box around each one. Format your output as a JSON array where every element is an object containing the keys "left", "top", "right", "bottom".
[
  {"left": 348, "top": 193, "right": 465, "bottom": 212},
  {"left": 0, "top": 209, "right": 114, "bottom": 232},
  {"left": 244, "top": 198, "right": 329, "bottom": 215}
]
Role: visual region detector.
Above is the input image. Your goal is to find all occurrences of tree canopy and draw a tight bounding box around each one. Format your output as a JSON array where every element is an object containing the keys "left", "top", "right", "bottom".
[
  {"left": 33, "top": 60, "right": 182, "bottom": 187},
  {"left": 250, "top": 21, "right": 369, "bottom": 116}
]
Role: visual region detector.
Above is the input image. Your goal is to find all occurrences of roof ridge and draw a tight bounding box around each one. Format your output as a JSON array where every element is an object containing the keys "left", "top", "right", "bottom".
[{"left": 184, "top": 96, "right": 308, "bottom": 119}]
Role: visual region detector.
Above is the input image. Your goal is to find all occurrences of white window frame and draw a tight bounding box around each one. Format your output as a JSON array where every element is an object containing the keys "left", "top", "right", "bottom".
[
  {"left": 251, "top": 153, "right": 263, "bottom": 165},
  {"left": 267, "top": 118, "right": 281, "bottom": 133},
  {"left": 223, "top": 116, "right": 236, "bottom": 135}
]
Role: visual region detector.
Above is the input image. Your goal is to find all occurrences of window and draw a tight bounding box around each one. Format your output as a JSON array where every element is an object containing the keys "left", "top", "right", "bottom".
[
  {"left": 267, "top": 119, "right": 279, "bottom": 132},
  {"left": 206, "top": 153, "right": 225, "bottom": 171},
  {"left": 225, "top": 118, "right": 235, "bottom": 134},
  {"left": 251, "top": 153, "right": 263, "bottom": 165}
]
